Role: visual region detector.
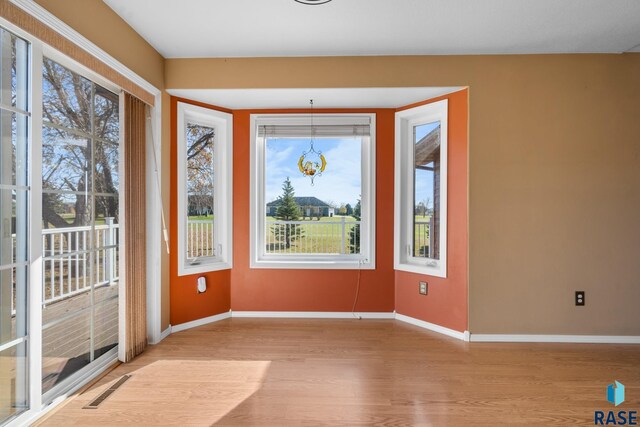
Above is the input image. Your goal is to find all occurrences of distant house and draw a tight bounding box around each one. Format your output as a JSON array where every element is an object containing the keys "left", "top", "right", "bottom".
[{"left": 267, "top": 196, "right": 335, "bottom": 217}]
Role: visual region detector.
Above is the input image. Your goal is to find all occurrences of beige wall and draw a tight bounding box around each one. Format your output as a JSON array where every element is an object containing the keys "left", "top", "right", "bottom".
[
  {"left": 166, "top": 54, "right": 640, "bottom": 335},
  {"left": 10, "top": 0, "right": 640, "bottom": 335},
  {"left": 32, "top": 0, "right": 171, "bottom": 331},
  {"left": 34, "top": 0, "right": 164, "bottom": 89}
]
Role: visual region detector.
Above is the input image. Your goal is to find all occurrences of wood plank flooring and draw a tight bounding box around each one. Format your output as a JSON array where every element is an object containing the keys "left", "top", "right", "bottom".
[{"left": 37, "top": 318, "right": 640, "bottom": 426}]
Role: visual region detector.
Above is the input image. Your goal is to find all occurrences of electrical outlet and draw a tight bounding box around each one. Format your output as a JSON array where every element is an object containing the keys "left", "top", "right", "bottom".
[
  {"left": 575, "top": 291, "right": 585, "bottom": 306},
  {"left": 419, "top": 281, "right": 428, "bottom": 295}
]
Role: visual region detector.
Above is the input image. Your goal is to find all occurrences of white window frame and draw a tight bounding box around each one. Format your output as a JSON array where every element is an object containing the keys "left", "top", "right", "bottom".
[
  {"left": 394, "top": 99, "right": 448, "bottom": 278},
  {"left": 250, "top": 114, "right": 376, "bottom": 270},
  {"left": 176, "top": 102, "right": 233, "bottom": 276}
]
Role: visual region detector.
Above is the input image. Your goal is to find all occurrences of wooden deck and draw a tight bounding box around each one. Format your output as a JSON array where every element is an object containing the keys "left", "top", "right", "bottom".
[
  {"left": 9, "top": 285, "right": 119, "bottom": 394},
  {"left": 37, "top": 318, "right": 640, "bottom": 426}
]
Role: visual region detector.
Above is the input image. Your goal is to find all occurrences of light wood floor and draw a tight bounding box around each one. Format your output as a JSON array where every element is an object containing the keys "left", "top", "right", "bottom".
[{"left": 37, "top": 319, "right": 640, "bottom": 426}]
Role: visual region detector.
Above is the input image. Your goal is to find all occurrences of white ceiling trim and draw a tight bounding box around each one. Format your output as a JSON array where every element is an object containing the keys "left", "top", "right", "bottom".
[
  {"left": 10, "top": 0, "right": 160, "bottom": 95},
  {"left": 167, "top": 87, "right": 464, "bottom": 110}
]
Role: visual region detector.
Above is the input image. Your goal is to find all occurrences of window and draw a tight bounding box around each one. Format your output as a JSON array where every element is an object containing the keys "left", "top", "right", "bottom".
[
  {"left": 395, "top": 100, "right": 448, "bottom": 277},
  {"left": 41, "top": 56, "right": 121, "bottom": 395},
  {"left": 176, "top": 102, "right": 232, "bottom": 275},
  {"left": 0, "top": 26, "right": 30, "bottom": 424},
  {"left": 250, "top": 114, "right": 376, "bottom": 269}
]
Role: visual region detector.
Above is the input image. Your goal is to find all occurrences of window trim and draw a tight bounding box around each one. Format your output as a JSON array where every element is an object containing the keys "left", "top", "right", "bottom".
[
  {"left": 394, "top": 99, "right": 448, "bottom": 278},
  {"left": 176, "top": 102, "right": 233, "bottom": 276},
  {"left": 249, "top": 113, "right": 376, "bottom": 270}
]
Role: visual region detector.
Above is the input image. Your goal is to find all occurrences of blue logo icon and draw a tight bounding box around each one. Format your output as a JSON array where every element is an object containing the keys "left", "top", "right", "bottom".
[{"left": 608, "top": 381, "right": 625, "bottom": 407}]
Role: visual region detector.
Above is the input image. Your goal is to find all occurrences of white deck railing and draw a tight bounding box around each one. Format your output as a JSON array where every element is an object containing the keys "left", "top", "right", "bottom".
[
  {"left": 41, "top": 218, "right": 119, "bottom": 306},
  {"left": 10, "top": 219, "right": 120, "bottom": 314},
  {"left": 11, "top": 218, "right": 208, "bottom": 313},
  {"left": 187, "top": 219, "right": 215, "bottom": 258},
  {"left": 414, "top": 218, "right": 434, "bottom": 258},
  {"left": 265, "top": 217, "right": 361, "bottom": 254}
]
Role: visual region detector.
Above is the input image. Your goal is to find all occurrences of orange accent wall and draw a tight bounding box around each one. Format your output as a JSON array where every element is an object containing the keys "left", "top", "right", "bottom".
[
  {"left": 169, "top": 97, "right": 231, "bottom": 326},
  {"left": 230, "top": 108, "right": 396, "bottom": 312},
  {"left": 394, "top": 89, "right": 469, "bottom": 332},
  {"left": 170, "top": 91, "right": 468, "bottom": 329}
]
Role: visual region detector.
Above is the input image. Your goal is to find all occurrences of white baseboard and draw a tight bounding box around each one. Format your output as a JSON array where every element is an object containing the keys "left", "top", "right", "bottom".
[
  {"left": 395, "top": 313, "right": 470, "bottom": 342},
  {"left": 170, "top": 311, "right": 232, "bottom": 333},
  {"left": 148, "top": 325, "right": 172, "bottom": 345},
  {"left": 159, "top": 326, "right": 172, "bottom": 340},
  {"left": 469, "top": 334, "right": 640, "bottom": 344},
  {"left": 231, "top": 311, "right": 395, "bottom": 319},
  {"left": 167, "top": 311, "right": 639, "bottom": 345}
]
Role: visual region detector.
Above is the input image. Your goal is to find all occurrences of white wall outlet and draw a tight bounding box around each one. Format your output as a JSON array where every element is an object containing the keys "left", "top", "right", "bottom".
[{"left": 419, "top": 281, "right": 428, "bottom": 295}]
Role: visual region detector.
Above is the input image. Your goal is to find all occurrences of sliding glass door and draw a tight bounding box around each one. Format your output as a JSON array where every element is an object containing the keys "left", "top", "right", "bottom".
[
  {"left": 40, "top": 57, "right": 120, "bottom": 395},
  {"left": 0, "top": 27, "right": 30, "bottom": 424},
  {"left": 0, "top": 19, "right": 130, "bottom": 425}
]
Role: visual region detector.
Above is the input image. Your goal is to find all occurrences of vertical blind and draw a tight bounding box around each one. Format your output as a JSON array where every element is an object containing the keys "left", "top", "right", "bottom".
[{"left": 123, "top": 93, "right": 147, "bottom": 362}]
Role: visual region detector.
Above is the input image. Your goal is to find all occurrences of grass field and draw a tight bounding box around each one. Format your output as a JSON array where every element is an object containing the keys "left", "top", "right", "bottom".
[
  {"left": 189, "top": 215, "right": 213, "bottom": 221},
  {"left": 184, "top": 214, "right": 431, "bottom": 256},
  {"left": 265, "top": 215, "right": 360, "bottom": 254},
  {"left": 58, "top": 213, "right": 111, "bottom": 226}
]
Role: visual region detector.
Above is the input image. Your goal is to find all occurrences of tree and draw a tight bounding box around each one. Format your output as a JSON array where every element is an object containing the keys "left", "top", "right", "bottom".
[
  {"left": 186, "top": 124, "right": 215, "bottom": 216},
  {"left": 345, "top": 203, "right": 353, "bottom": 216},
  {"left": 353, "top": 199, "right": 361, "bottom": 218},
  {"left": 41, "top": 58, "right": 119, "bottom": 230},
  {"left": 349, "top": 198, "right": 362, "bottom": 254},
  {"left": 324, "top": 200, "right": 338, "bottom": 209},
  {"left": 421, "top": 197, "right": 431, "bottom": 217},
  {"left": 338, "top": 203, "right": 347, "bottom": 215},
  {"left": 274, "top": 177, "right": 303, "bottom": 249}
]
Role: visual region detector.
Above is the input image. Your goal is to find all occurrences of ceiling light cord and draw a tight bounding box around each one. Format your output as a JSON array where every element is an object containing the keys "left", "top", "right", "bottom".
[{"left": 310, "top": 99, "right": 314, "bottom": 150}]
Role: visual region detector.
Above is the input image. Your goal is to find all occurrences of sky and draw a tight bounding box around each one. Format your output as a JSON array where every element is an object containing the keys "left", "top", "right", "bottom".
[
  {"left": 265, "top": 121, "right": 440, "bottom": 210},
  {"left": 266, "top": 137, "right": 361, "bottom": 207}
]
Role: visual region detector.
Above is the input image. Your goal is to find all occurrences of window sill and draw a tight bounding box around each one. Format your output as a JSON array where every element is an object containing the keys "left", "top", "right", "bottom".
[
  {"left": 178, "top": 260, "right": 232, "bottom": 277},
  {"left": 251, "top": 257, "right": 375, "bottom": 270},
  {"left": 394, "top": 261, "right": 446, "bottom": 278}
]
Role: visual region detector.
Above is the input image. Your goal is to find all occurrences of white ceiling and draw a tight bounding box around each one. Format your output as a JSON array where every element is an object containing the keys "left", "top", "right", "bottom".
[
  {"left": 104, "top": 0, "right": 640, "bottom": 58},
  {"left": 166, "top": 87, "right": 463, "bottom": 109}
]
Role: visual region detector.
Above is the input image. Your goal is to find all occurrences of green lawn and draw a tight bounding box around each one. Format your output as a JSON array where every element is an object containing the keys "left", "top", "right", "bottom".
[
  {"left": 267, "top": 214, "right": 357, "bottom": 223},
  {"left": 59, "top": 213, "right": 109, "bottom": 226},
  {"left": 188, "top": 215, "right": 213, "bottom": 221},
  {"left": 265, "top": 215, "right": 359, "bottom": 254},
  {"left": 186, "top": 215, "right": 360, "bottom": 256}
]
